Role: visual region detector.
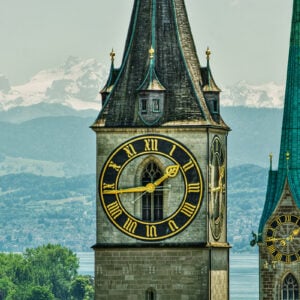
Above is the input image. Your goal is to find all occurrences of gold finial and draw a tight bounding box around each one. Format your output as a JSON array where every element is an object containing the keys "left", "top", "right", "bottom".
[
  {"left": 206, "top": 47, "right": 211, "bottom": 60},
  {"left": 149, "top": 46, "right": 155, "bottom": 59},
  {"left": 110, "top": 49, "right": 115, "bottom": 62},
  {"left": 286, "top": 151, "right": 290, "bottom": 161}
]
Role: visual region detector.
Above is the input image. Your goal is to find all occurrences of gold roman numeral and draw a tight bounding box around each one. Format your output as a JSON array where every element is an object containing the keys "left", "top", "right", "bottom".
[
  {"left": 107, "top": 201, "right": 122, "bottom": 219},
  {"left": 168, "top": 220, "right": 179, "bottom": 232},
  {"left": 123, "top": 218, "right": 137, "bottom": 234},
  {"left": 103, "top": 183, "right": 115, "bottom": 190},
  {"left": 108, "top": 161, "right": 121, "bottom": 172},
  {"left": 123, "top": 144, "right": 137, "bottom": 158},
  {"left": 187, "top": 183, "right": 201, "bottom": 193},
  {"left": 284, "top": 215, "right": 291, "bottom": 222},
  {"left": 169, "top": 144, "right": 176, "bottom": 156},
  {"left": 146, "top": 225, "right": 157, "bottom": 238},
  {"left": 267, "top": 244, "right": 276, "bottom": 254},
  {"left": 183, "top": 160, "right": 194, "bottom": 172},
  {"left": 144, "top": 139, "right": 158, "bottom": 151},
  {"left": 181, "top": 202, "right": 196, "bottom": 218}
]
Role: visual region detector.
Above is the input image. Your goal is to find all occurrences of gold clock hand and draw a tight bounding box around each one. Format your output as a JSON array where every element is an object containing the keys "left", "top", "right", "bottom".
[
  {"left": 153, "top": 165, "right": 179, "bottom": 186},
  {"left": 266, "top": 237, "right": 287, "bottom": 242},
  {"left": 103, "top": 185, "right": 149, "bottom": 194},
  {"left": 286, "top": 227, "right": 300, "bottom": 242}
]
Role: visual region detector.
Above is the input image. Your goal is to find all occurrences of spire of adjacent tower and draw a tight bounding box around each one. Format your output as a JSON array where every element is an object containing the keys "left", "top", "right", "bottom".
[{"left": 259, "top": 0, "right": 300, "bottom": 235}]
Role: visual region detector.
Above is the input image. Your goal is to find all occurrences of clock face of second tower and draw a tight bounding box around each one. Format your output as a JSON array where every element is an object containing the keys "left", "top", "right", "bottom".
[
  {"left": 209, "top": 136, "right": 226, "bottom": 240},
  {"left": 265, "top": 214, "right": 300, "bottom": 263},
  {"left": 99, "top": 134, "right": 203, "bottom": 241}
]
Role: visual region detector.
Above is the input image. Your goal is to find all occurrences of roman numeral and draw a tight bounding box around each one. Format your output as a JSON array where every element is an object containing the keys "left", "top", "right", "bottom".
[
  {"left": 181, "top": 202, "right": 196, "bottom": 218},
  {"left": 123, "top": 218, "right": 137, "bottom": 234},
  {"left": 267, "top": 244, "right": 276, "bottom": 254},
  {"left": 107, "top": 201, "right": 122, "bottom": 219},
  {"left": 183, "top": 160, "right": 194, "bottom": 172},
  {"left": 103, "top": 183, "right": 115, "bottom": 190},
  {"left": 146, "top": 225, "right": 157, "bottom": 238},
  {"left": 123, "top": 144, "right": 137, "bottom": 158},
  {"left": 187, "top": 183, "right": 201, "bottom": 193},
  {"left": 144, "top": 139, "right": 158, "bottom": 151},
  {"left": 169, "top": 145, "right": 176, "bottom": 157},
  {"left": 108, "top": 161, "right": 121, "bottom": 172},
  {"left": 284, "top": 215, "right": 291, "bottom": 222},
  {"left": 168, "top": 220, "right": 179, "bottom": 232}
]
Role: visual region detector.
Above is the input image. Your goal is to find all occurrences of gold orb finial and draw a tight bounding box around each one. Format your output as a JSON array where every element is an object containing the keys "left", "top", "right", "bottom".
[
  {"left": 286, "top": 151, "right": 290, "bottom": 161},
  {"left": 206, "top": 47, "right": 211, "bottom": 60},
  {"left": 149, "top": 46, "right": 155, "bottom": 59},
  {"left": 110, "top": 49, "right": 115, "bottom": 61}
]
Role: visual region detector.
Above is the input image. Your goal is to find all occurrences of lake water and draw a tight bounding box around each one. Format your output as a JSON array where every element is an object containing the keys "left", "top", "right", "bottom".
[{"left": 77, "top": 252, "right": 259, "bottom": 299}]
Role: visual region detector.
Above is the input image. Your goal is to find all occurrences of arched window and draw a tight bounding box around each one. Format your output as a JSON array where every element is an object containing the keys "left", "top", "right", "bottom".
[
  {"left": 282, "top": 273, "right": 299, "bottom": 300},
  {"left": 146, "top": 288, "right": 156, "bottom": 300},
  {"left": 142, "top": 162, "right": 163, "bottom": 221}
]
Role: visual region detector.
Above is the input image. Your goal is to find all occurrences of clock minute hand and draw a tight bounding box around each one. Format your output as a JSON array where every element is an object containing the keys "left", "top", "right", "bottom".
[
  {"left": 286, "top": 227, "right": 300, "bottom": 241},
  {"left": 153, "top": 165, "right": 180, "bottom": 186}
]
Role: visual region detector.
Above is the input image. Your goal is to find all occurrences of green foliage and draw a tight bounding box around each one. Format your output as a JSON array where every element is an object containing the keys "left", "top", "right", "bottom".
[
  {"left": 70, "top": 276, "right": 94, "bottom": 300},
  {"left": 0, "top": 244, "right": 93, "bottom": 300}
]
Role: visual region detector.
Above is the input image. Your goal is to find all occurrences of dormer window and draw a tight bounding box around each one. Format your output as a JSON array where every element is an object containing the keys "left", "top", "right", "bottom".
[{"left": 138, "top": 92, "right": 164, "bottom": 125}]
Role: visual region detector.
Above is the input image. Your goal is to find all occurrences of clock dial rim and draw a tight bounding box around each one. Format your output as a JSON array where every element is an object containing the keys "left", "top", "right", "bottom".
[
  {"left": 265, "top": 214, "right": 300, "bottom": 263},
  {"left": 99, "top": 134, "right": 203, "bottom": 241}
]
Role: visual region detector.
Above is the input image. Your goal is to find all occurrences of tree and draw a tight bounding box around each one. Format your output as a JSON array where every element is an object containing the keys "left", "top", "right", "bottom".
[
  {"left": 24, "top": 244, "right": 79, "bottom": 300},
  {"left": 70, "top": 275, "right": 94, "bottom": 300}
]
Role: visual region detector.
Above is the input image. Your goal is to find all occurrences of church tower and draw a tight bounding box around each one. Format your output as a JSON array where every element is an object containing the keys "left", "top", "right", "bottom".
[
  {"left": 258, "top": 1, "right": 300, "bottom": 299},
  {"left": 91, "top": 1, "right": 230, "bottom": 299}
]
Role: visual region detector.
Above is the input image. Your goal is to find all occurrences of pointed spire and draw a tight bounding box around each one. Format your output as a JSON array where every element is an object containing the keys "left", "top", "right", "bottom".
[{"left": 94, "top": 0, "right": 228, "bottom": 128}]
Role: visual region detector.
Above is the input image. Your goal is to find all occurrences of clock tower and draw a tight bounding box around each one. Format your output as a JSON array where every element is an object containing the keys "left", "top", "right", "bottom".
[
  {"left": 257, "top": 1, "right": 300, "bottom": 299},
  {"left": 91, "top": 1, "right": 230, "bottom": 299}
]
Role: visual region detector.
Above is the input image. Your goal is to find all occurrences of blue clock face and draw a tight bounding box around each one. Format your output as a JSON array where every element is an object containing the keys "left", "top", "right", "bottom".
[{"left": 99, "top": 134, "right": 203, "bottom": 241}]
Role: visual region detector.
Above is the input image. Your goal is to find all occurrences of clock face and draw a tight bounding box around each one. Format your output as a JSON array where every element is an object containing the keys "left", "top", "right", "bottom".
[
  {"left": 209, "top": 136, "right": 226, "bottom": 240},
  {"left": 265, "top": 214, "right": 300, "bottom": 263},
  {"left": 99, "top": 134, "right": 203, "bottom": 241}
]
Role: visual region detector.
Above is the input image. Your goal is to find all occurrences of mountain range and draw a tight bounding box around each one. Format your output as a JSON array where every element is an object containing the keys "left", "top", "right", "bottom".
[{"left": 1, "top": 56, "right": 284, "bottom": 115}]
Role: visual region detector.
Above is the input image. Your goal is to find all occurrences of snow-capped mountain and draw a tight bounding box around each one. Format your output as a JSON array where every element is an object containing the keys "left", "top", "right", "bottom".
[
  {"left": 0, "top": 56, "right": 108, "bottom": 112},
  {"left": 221, "top": 80, "right": 284, "bottom": 108},
  {"left": 0, "top": 57, "right": 285, "bottom": 113}
]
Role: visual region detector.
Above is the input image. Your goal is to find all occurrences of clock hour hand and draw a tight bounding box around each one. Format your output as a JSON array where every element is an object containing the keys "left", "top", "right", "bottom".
[
  {"left": 103, "top": 185, "right": 149, "bottom": 194},
  {"left": 153, "top": 165, "right": 180, "bottom": 186}
]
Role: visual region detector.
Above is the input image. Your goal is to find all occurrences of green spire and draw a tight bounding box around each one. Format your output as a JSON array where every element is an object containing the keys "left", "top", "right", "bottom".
[{"left": 259, "top": 0, "right": 300, "bottom": 236}]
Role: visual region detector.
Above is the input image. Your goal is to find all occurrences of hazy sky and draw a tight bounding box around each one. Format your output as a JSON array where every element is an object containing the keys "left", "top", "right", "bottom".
[{"left": 0, "top": 0, "right": 293, "bottom": 86}]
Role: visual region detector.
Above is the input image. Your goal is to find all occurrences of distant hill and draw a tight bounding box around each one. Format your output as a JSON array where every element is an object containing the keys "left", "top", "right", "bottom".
[
  {"left": 0, "top": 164, "right": 267, "bottom": 253},
  {"left": 0, "top": 116, "right": 95, "bottom": 177},
  {"left": 0, "top": 106, "right": 283, "bottom": 177}
]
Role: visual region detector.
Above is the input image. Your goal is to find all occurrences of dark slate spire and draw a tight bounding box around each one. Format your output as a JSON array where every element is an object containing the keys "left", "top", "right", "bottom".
[
  {"left": 259, "top": 0, "right": 300, "bottom": 235},
  {"left": 93, "top": 0, "right": 228, "bottom": 128}
]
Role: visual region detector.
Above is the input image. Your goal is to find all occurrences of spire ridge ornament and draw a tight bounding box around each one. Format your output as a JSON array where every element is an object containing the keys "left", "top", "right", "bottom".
[
  {"left": 269, "top": 153, "right": 273, "bottom": 171},
  {"left": 149, "top": 46, "right": 155, "bottom": 60},
  {"left": 110, "top": 49, "right": 115, "bottom": 62},
  {"left": 206, "top": 47, "right": 211, "bottom": 61}
]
